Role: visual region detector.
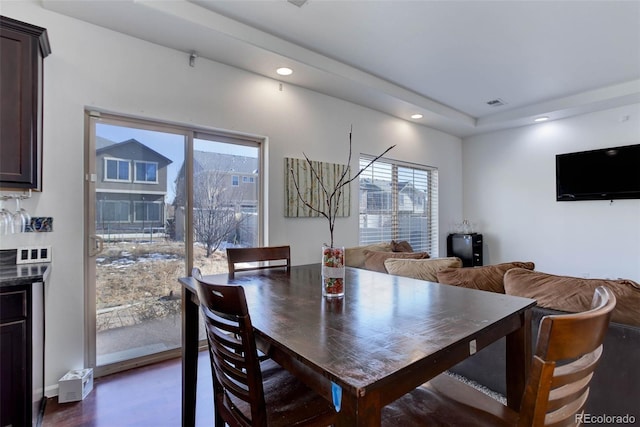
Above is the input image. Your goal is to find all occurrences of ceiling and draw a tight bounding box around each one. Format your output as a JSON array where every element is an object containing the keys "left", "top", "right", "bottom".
[{"left": 42, "top": 0, "right": 640, "bottom": 137}]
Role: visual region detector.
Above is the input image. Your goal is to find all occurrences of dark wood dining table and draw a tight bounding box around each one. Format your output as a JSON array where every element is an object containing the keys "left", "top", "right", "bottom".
[{"left": 179, "top": 264, "right": 535, "bottom": 427}]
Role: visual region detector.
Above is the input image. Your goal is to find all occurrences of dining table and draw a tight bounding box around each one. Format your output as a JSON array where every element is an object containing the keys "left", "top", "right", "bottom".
[{"left": 179, "top": 263, "right": 535, "bottom": 427}]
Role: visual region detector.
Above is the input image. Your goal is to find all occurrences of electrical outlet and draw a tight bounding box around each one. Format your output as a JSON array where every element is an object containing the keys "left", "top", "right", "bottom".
[{"left": 16, "top": 246, "right": 52, "bottom": 264}]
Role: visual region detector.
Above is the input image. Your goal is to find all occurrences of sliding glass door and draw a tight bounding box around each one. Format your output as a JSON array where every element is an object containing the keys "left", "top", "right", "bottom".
[
  {"left": 86, "top": 114, "right": 187, "bottom": 373},
  {"left": 85, "top": 112, "right": 263, "bottom": 376}
]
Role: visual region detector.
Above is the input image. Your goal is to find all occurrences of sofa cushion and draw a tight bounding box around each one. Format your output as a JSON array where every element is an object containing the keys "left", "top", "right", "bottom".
[
  {"left": 504, "top": 268, "right": 640, "bottom": 327},
  {"left": 363, "top": 250, "right": 430, "bottom": 273},
  {"left": 436, "top": 262, "right": 535, "bottom": 293},
  {"left": 345, "top": 242, "right": 393, "bottom": 268},
  {"left": 391, "top": 240, "right": 415, "bottom": 253},
  {"left": 384, "top": 257, "right": 463, "bottom": 282}
]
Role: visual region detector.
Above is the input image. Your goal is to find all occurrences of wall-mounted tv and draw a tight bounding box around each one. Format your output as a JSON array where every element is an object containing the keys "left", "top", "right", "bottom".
[{"left": 556, "top": 144, "right": 640, "bottom": 201}]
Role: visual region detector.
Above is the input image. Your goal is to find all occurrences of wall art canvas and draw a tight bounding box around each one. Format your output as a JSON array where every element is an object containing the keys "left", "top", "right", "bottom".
[{"left": 284, "top": 157, "right": 350, "bottom": 218}]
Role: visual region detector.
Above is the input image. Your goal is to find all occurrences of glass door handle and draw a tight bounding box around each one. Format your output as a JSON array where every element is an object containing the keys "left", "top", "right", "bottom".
[{"left": 89, "top": 235, "right": 104, "bottom": 257}]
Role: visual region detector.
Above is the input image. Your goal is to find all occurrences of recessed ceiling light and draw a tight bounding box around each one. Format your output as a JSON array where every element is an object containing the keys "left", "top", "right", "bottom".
[
  {"left": 534, "top": 116, "right": 549, "bottom": 122},
  {"left": 276, "top": 67, "right": 293, "bottom": 76},
  {"left": 411, "top": 114, "right": 423, "bottom": 119}
]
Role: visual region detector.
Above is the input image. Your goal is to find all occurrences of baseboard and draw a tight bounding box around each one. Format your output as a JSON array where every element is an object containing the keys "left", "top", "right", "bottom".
[{"left": 45, "top": 383, "right": 59, "bottom": 398}]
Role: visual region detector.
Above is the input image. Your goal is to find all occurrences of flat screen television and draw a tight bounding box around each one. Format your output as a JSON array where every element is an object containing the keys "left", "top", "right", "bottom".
[{"left": 556, "top": 144, "right": 640, "bottom": 201}]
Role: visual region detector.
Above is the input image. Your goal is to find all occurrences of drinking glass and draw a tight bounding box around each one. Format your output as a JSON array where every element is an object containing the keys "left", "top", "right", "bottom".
[
  {"left": 13, "top": 198, "right": 31, "bottom": 233},
  {"left": 0, "top": 202, "right": 13, "bottom": 234}
]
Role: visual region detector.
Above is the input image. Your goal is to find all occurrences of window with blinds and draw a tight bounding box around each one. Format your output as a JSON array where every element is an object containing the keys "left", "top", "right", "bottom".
[{"left": 358, "top": 155, "right": 438, "bottom": 256}]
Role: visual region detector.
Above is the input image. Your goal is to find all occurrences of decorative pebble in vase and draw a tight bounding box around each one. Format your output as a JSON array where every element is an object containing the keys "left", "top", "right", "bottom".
[{"left": 322, "top": 245, "right": 345, "bottom": 298}]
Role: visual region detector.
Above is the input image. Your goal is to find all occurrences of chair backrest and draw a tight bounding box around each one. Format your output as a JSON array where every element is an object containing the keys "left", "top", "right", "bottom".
[
  {"left": 192, "top": 268, "right": 267, "bottom": 427},
  {"left": 226, "top": 245, "right": 291, "bottom": 278},
  {"left": 518, "top": 286, "right": 616, "bottom": 427}
]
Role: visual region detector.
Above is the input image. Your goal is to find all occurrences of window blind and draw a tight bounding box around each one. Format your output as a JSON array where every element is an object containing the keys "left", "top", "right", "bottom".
[{"left": 359, "top": 155, "right": 438, "bottom": 257}]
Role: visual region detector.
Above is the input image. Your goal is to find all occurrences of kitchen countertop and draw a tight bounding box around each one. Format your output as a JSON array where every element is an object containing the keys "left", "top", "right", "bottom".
[{"left": 0, "top": 263, "right": 51, "bottom": 287}]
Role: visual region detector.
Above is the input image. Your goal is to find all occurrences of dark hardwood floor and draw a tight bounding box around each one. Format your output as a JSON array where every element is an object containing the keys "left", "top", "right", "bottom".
[{"left": 43, "top": 351, "right": 213, "bottom": 426}]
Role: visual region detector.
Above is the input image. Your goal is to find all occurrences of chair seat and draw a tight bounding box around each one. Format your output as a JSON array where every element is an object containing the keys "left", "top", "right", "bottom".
[
  {"left": 382, "top": 374, "right": 518, "bottom": 427},
  {"left": 227, "top": 359, "right": 336, "bottom": 427}
]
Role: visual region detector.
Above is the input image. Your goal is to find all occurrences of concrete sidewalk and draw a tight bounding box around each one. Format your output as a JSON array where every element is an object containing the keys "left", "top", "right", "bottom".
[{"left": 96, "top": 314, "right": 204, "bottom": 366}]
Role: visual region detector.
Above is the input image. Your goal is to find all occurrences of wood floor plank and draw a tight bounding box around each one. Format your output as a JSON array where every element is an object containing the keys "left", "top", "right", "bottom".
[{"left": 43, "top": 351, "right": 213, "bottom": 426}]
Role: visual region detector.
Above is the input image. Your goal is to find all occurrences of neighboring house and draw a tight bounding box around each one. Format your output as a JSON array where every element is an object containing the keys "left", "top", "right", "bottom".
[
  {"left": 359, "top": 178, "right": 431, "bottom": 250},
  {"left": 95, "top": 137, "right": 172, "bottom": 237},
  {"left": 173, "top": 150, "right": 259, "bottom": 208},
  {"left": 173, "top": 150, "right": 259, "bottom": 243},
  {"left": 359, "top": 179, "right": 427, "bottom": 213}
]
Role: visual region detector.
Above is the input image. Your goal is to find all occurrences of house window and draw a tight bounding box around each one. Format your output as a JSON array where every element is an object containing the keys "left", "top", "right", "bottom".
[
  {"left": 240, "top": 204, "right": 258, "bottom": 214},
  {"left": 358, "top": 155, "right": 438, "bottom": 256},
  {"left": 231, "top": 175, "right": 239, "bottom": 186},
  {"left": 242, "top": 176, "right": 255, "bottom": 183},
  {"left": 99, "top": 200, "right": 130, "bottom": 222},
  {"left": 105, "top": 158, "right": 130, "bottom": 182},
  {"left": 134, "top": 161, "right": 158, "bottom": 183},
  {"left": 134, "top": 201, "right": 162, "bottom": 222}
]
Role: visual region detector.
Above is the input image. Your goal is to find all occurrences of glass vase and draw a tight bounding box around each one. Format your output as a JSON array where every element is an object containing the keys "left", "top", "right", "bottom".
[{"left": 322, "top": 245, "right": 345, "bottom": 298}]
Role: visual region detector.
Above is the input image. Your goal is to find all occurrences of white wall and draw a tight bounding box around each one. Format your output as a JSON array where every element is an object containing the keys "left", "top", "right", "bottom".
[
  {"left": 1, "top": 2, "right": 462, "bottom": 391},
  {"left": 463, "top": 104, "right": 640, "bottom": 281}
]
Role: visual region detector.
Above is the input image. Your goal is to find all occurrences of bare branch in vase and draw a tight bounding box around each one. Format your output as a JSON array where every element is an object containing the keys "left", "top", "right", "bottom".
[{"left": 288, "top": 127, "right": 395, "bottom": 248}]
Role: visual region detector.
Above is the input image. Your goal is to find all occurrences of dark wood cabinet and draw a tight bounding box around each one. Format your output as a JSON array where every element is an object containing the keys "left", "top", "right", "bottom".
[
  {"left": 0, "top": 16, "right": 51, "bottom": 191},
  {"left": 1, "top": 320, "right": 27, "bottom": 426},
  {"left": 0, "top": 282, "right": 44, "bottom": 427}
]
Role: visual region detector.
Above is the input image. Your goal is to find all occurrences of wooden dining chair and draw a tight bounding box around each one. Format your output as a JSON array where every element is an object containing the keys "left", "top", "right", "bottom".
[
  {"left": 192, "top": 268, "right": 336, "bottom": 427},
  {"left": 226, "top": 246, "right": 291, "bottom": 278},
  {"left": 383, "top": 286, "right": 616, "bottom": 427}
]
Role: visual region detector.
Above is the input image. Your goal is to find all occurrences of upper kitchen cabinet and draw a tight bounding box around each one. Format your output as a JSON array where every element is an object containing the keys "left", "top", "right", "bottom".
[{"left": 0, "top": 16, "right": 51, "bottom": 191}]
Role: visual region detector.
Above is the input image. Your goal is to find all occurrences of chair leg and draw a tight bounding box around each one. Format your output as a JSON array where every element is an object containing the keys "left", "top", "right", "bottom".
[
  {"left": 214, "top": 409, "right": 225, "bottom": 427},
  {"left": 212, "top": 372, "right": 226, "bottom": 427}
]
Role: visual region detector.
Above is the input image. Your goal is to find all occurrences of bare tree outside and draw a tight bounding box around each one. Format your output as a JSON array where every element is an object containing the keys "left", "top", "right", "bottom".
[
  {"left": 171, "top": 146, "right": 259, "bottom": 256},
  {"left": 193, "top": 167, "right": 249, "bottom": 257}
]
